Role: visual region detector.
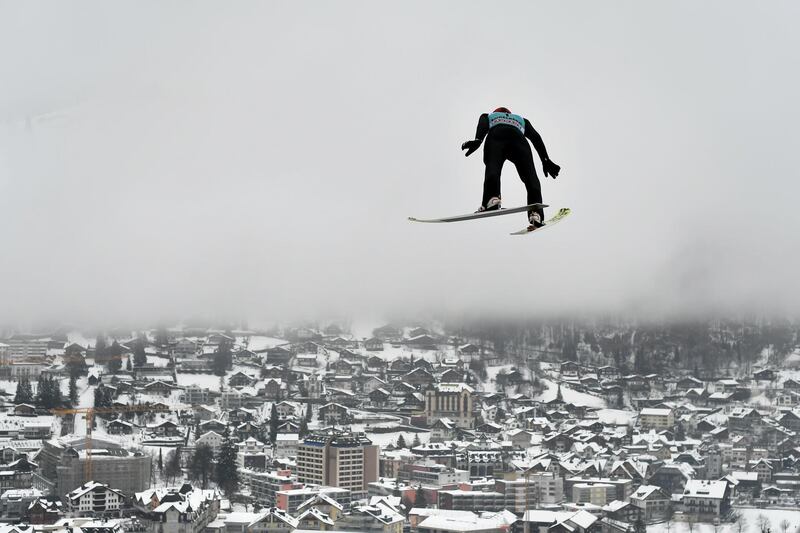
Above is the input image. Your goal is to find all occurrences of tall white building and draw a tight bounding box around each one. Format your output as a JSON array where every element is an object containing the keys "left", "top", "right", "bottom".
[{"left": 297, "top": 430, "right": 379, "bottom": 497}]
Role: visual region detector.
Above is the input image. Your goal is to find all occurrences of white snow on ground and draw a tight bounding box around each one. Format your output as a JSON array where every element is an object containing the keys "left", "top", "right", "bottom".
[
  {"left": 648, "top": 508, "right": 800, "bottom": 533},
  {"left": 362, "top": 430, "right": 431, "bottom": 448},
  {"left": 596, "top": 408, "right": 634, "bottom": 426},
  {"left": 175, "top": 373, "right": 225, "bottom": 391},
  {"left": 243, "top": 336, "right": 288, "bottom": 351},
  {"left": 535, "top": 379, "right": 606, "bottom": 408}
]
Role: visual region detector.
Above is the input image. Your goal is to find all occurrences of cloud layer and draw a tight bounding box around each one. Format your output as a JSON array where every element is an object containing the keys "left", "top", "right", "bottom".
[{"left": 1, "top": 1, "right": 799, "bottom": 327}]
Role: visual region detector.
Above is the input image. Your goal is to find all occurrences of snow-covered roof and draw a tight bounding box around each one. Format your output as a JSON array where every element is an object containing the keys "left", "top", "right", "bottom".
[{"left": 683, "top": 479, "right": 728, "bottom": 499}]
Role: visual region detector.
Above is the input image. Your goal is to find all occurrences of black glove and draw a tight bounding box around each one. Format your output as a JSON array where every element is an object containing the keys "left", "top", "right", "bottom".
[
  {"left": 543, "top": 159, "right": 561, "bottom": 179},
  {"left": 461, "top": 139, "right": 481, "bottom": 157}
]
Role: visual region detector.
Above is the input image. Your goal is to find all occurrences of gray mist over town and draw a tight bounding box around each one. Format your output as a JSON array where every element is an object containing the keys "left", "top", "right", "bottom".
[{"left": 0, "top": 3, "right": 799, "bottom": 533}]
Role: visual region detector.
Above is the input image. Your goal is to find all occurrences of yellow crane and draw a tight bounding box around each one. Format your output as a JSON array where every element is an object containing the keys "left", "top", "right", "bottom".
[{"left": 51, "top": 404, "right": 172, "bottom": 481}]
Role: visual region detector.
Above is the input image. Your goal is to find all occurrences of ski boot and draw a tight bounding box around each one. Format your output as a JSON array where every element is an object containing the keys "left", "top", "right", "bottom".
[
  {"left": 476, "top": 196, "right": 501, "bottom": 213},
  {"left": 528, "top": 211, "right": 545, "bottom": 230}
]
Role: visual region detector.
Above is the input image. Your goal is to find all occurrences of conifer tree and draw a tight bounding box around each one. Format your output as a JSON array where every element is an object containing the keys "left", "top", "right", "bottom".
[
  {"left": 189, "top": 444, "right": 214, "bottom": 489},
  {"left": 269, "top": 403, "right": 280, "bottom": 444},
  {"left": 69, "top": 375, "right": 78, "bottom": 405},
  {"left": 133, "top": 338, "right": 148, "bottom": 368},
  {"left": 14, "top": 377, "right": 33, "bottom": 405},
  {"left": 164, "top": 447, "right": 182, "bottom": 483},
  {"left": 216, "top": 435, "right": 240, "bottom": 496},
  {"left": 396, "top": 434, "right": 407, "bottom": 448}
]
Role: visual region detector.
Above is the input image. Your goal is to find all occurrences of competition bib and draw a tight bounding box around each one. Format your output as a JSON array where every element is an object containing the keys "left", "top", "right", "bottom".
[{"left": 488, "top": 112, "right": 525, "bottom": 134}]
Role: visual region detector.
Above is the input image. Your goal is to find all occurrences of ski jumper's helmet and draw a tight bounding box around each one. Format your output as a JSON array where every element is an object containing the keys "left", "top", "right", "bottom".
[{"left": 493, "top": 107, "right": 511, "bottom": 113}]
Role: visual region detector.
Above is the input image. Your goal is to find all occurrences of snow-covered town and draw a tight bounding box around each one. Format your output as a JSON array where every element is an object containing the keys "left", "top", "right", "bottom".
[{"left": 0, "top": 320, "right": 799, "bottom": 533}]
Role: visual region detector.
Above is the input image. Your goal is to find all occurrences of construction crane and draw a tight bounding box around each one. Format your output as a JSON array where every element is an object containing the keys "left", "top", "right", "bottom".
[{"left": 51, "top": 404, "right": 172, "bottom": 482}]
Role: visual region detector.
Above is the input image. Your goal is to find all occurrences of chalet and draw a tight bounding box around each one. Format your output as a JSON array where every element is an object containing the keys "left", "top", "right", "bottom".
[
  {"left": 262, "top": 365, "right": 284, "bottom": 379},
  {"left": 260, "top": 378, "right": 283, "bottom": 400},
  {"left": 143, "top": 380, "right": 181, "bottom": 397},
  {"left": 366, "top": 355, "right": 387, "bottom": 371},
  {"left": 603, "top": 500, "right": 641, "bottom": 524},
  {"left": 403, "top": 368, "right": 435, "bottom": 388},
  {"left": 364, "top": 338, "right": 384, "bottom": 351},
  {"left": 778, "top": 410, "right": 800, "bottom": 431},
  {"left": 235, "top": 421, "right": 263, "bottom": 442},
  {"left": 458, "top": 343, "right": 480, "bottom": 356},
  {"left": 229, "top": 371, "right": 255, "bottom": 387},
  {"left": 388, "top": 359, "right": 412, "bottom": 376},
  {"left": 327, "top": 337, "right": 352, "bottom": 349},
  {"left": 13, "top": 404, "right": 36, "bottom": 416},
  {"left": 67, "top": 481, "right": 124, "bottom": 515},
  {"left": 372, "top": 324, "right": 401, "bottom": 340},
  {"left": 412, "top": 358, "right": 434, "bottom": 371},
  {"left": 174, "top": 338, "right": 201, "bottom": 357},
  {"left": 28, "top": 497, "right": 63, "bottom": 524},
  {"left": 409, "top": 327, "right": 430, "bottom": 337},
  {"left": 728, "top": 408, "right": 764, "bottom": 433},
  {"left": 715, "top": 378, "right": 740, "bottom": 393},
  {"left": 206, "top": 333, "right": 234, "bottom": 347},
  {"left": 361, "top": 375, "right": 388, "bottom": 395},
  {"left": 278, "top": 420, "right": 300, "bottom": 434},
  {"left": 405, "top": 335, "right": 438, "bottom": 349},
  {"left": 542, "top": 433, "right": 575, "bottom": 452},
  {"left": 430, "top": 418, "right": 457, "bottom": 442},
  {"left": 753, "top": 368, "right": 776, "bottom": 382},
  {"left": 198, "top": 419, "right": 227, "bottom": 434},
  {"left": 400, "top": 392, "right": 425, "bottom": 411},
  {"left": 676, "top": 376, "right": 704, "bottom": 391},
  {"left": 195, "top": 430, "right": 224, "bottom": 451},
  {"left": 266, "top": 346, "right": 294, "bottom": 366},
  {"left": 560, "top": 361, "right": 580, "bottom": 378},
  {"left": 327, "top": 387, "right": 358, "bottom": 406},
  {"left": 64, "top": 343, "right": 87, "bottom": 357},
  {"left": 229, "top": 407, "right": 257, "bottom": 423},
  {"left": 506, "top": 428, "right": 534, "bottom": 449},
  {"left": 106, "top": 419, "right": 136, "bottom": 435},
  {"left": 783, "top": 379, "right": 800, "bottom": 390},
  {"left": 334, "top": 358, "right": 357, "bottom": 375},
  {"left": 295, "top": 354, "right": 319, "bottom": 367},
  {"left": 319, "top": 403, "right": 350, "bottom": 425},
  {"left": 629, "top": 484, "right": 670, "bottom": 521},
  {"left": 749, "top": 458, "right": 775, "bottom": 484},
  {"left": 682, "top": 480, "right": 730, "bottom": 519},
  {"left": 368, "top": 388, "right": 391, "bottom": 407},
  {"left": 274, "top": 401, "right": 297, "bottom": 418},
  {"left": 598, "top": 366, "right": 620, "bottom": 380},
  {"left": 622, "top": 375, "right": 649, "bottom": 391},
  {"left": 707, "top": 392, "right": 734, "bottom": 405},
  {"left": 147, "top": 419, "right": 181, "bottom": 437},
  {"left": 243, "top": 506, "right": 299, "bottom": 533},
  {"left": 441, "top": 368, "right": 466, "bottom": 383}
]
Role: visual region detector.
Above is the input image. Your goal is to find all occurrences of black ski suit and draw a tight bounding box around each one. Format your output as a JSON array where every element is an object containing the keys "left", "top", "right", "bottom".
[{"left": 473, "top": 113, "right": 553, "bottom": 219}]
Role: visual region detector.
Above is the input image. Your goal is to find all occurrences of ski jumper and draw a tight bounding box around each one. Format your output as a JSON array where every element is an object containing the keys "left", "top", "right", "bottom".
[{"left": 474, "top": 111, "right": 552, "bottom": 219}]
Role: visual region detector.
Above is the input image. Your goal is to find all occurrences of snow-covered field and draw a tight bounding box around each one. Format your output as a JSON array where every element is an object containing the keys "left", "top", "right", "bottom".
[
  {"left": 648, "top": 508, "right": 800, "bottom": 533},
  {"left": 535, "top": 378, "right": 606, "bottom": 408},
  {"left": 596, "top": 408, "right": 634, "bottom": 426}
]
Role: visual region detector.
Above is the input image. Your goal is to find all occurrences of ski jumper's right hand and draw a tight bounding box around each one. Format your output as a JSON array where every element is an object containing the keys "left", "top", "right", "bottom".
[{"left": 461, "top": 139, "right": 481, "bottom": 157}]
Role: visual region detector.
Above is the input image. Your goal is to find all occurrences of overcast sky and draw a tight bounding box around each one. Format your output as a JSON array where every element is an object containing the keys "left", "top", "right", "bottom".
[{"left": 1, "top": 1, "right": 799, "bottom": 329}]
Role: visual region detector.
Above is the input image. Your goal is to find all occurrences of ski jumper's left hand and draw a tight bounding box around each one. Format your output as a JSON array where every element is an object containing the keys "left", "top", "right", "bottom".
[{"left": 543, "top": 159, "right": 561, "bottom": 179}]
